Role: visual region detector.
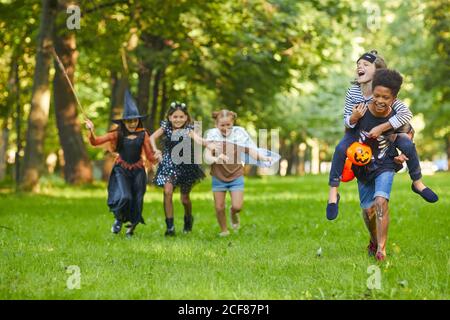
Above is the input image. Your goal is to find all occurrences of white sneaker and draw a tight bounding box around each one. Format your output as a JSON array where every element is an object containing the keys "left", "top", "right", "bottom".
[{"left": 219, "top": 231, "right": 230, "bottom": 237}]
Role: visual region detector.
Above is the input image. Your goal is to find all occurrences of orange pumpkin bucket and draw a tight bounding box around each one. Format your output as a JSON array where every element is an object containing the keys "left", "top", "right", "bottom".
[
  {"left": 341, "top": 158, "right": 355, "bottom": 182},
  {"left": 346, "top": 142, "right": 372, "bottom": 166}
]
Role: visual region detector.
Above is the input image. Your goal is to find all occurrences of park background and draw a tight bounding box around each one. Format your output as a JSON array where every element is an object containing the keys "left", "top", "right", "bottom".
[{"left": 0, "top": 0, "right": 448, "bottom": 299}]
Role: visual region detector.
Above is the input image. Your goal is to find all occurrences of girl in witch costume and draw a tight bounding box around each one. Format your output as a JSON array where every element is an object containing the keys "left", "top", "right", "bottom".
[
  {"left": 150, "top": 102, "right": 215, "bottom": 236},
  {"left": 85, "top": 90, "right": 155, "bottom": 237}
]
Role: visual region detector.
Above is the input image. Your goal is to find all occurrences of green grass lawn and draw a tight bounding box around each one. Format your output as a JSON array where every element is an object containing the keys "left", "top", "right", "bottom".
[{"left": 0, "top": 173, "right": 448, "bottom": 299}]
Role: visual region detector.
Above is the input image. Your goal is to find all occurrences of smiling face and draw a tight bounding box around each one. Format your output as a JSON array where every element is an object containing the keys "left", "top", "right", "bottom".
[
  {"left": 356, "top": 59, "right": 376, "bottom": 84},
  {"left": 372, "top": 85, "right": 395, "bottom": 115},
  {"left": 123, "top": 118, "right": 139, "bottom": 132},
  {"left": 168, "top": 109, "right": 188, "bottom": 129},
  {"left": 216, "top": 116, "right": 234, "bottom": 137}
]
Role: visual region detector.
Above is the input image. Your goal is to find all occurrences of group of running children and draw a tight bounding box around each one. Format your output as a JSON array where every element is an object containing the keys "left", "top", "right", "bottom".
[{"left": 84, "top": 50, "right": 439, "bottom": 261}]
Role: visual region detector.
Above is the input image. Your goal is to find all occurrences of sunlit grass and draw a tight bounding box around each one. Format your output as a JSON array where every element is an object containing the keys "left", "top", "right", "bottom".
[{"left": 0, "top": 172, "right": 448, "bottom": 299}]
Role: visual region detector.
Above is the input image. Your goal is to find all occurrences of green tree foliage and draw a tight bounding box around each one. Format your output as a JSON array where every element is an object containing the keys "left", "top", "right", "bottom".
[{"left": 0, "top": 0, "right": 448, "bottom": 184}]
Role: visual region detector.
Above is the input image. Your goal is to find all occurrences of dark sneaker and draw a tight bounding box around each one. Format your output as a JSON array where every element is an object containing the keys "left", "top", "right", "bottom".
[
  {"left": 375, "top": 251, "right": 386, "bottom": 262},
  {"left": 165, "top": 226, "right": 176, "bottom": 236},
  {"left": 411, "top": 184, "right": 438, "bottom": 203},
  {"left": 367, "top": 241, "right": 377, "bottom": 257},
  {"left": 326, "top": 193, "right": 340, "bottom": 220},
  {"left": 111, "top": 220, "right": 122, "bottom": 234},
  {"left": 125, "top": 224, "right": 136, "bottom": 238},
  {"left": 183, "top": 215, "right": 194, "bottom": 233}
]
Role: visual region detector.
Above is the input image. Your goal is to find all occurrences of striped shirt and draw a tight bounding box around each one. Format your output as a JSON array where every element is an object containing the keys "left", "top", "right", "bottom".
[{"left": 344, "top": 84, "right": 412, "bottom": 129}]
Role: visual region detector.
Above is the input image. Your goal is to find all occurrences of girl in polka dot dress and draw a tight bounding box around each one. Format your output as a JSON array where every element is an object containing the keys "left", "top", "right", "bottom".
[{"left": 150, "top": 102, "right": 214, "bottom": 236}]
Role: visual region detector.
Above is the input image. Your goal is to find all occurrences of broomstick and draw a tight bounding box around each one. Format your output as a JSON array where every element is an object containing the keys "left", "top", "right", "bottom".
[{"left": 51, "top": 47, "right": 88, "bottom": 119}]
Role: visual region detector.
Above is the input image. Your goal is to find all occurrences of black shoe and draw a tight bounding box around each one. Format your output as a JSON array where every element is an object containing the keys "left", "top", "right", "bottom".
[
  {"left": 183, "top": 215, "right": 194, "bottom": 233},
  {"left": 111, "top": 219, "right": 122, "bottom": 234},
  {"left": 125, "top": 223, "right": 137, "bottom": 238},
  {"left": 165, "top": 226, "right": 176, "bottom": 236},
  {"left": 411, "top": 183, "right": 438, "bottom": 203},
  {"left": 326, "top": 193, "right": 340, "bottom": 221}
]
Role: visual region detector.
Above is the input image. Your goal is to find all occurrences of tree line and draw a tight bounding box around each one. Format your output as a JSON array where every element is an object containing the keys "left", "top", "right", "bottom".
[{"left": 0, "top": 0, "right": 447, "bottom": 191}]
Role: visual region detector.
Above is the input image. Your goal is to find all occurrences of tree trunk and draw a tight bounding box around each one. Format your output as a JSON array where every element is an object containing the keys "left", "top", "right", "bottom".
[
  {"left": 286, "top": 142, "right": 298, "bottom": 176},
  {"left": 149, "top": 69, "right": 162, "bottom": 132},
  {"left": 0, "top": 57, "right": 18, "bottom": 181},
  {"left": 14, "top": 61, "right": 22, "bottom": 188},
  {"left": 21, "top": 0, "right": 58, "bottom": 191},
  {"left": 110, "top": 72, "right": 128, "bottom": 124},
  {"left": 53, "top": 32, "right": 93, "bottom": 184},
  {"left": 159, "top": 70, "right": 168, "bottom": 124},
  {"left": 296, "top": 142, "right": 306, "bottom": 176},
  {"left": 137, "top": 62, "right": 152, "bottom": 124},
  {"left": 447, "top": 135, "right": 450, "bottom": 171},
  {"left": 0, "top": 127, "right": 8, "bottom": 181},
  {"left": 102, "top": 71, "right": 128, "bottom": 181}
]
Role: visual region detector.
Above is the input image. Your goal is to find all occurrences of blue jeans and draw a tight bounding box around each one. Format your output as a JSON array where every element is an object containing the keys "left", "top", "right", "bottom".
[
  {"left": 329, "top": 130, "right": 357, "bottom": 187},
  {"left": 394, "top": 133, "right": 422, "bottom": 181},
  {"left": 357, "top": 170, "right": 395, "bottom": 209}
]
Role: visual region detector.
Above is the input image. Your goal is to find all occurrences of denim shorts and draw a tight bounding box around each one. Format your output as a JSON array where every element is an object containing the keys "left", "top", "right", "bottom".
[
  {"left": 357, "top": 170, "right": 395, "bottom": 209},
  {"left": 212, "top": 176, "right": 244, "bottom": 192}
]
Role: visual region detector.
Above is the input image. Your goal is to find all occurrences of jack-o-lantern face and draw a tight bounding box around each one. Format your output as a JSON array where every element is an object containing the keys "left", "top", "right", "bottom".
[{"left": 346, "top": 142, "right": 372, "bottom": 166}]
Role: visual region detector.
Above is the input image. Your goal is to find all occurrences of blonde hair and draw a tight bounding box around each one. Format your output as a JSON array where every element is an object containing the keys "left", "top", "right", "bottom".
[{"left": 212, "top": 109, "right": 237, "bottom": 122}]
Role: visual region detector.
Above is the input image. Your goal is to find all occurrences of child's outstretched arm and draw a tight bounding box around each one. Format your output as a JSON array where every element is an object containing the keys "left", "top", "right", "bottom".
[
  {"left": 204, "top": 147, "right": 229, "bottom": 165},
  {"left": 150, "top": 128, "right": 164, "bottom": 162},
  {"left": 84, "top": 119, "right": 116, "bottom": 146},
  {"left": 143, "top": 131, "right": 156, "bottom": 165},
  {"left": 245, "top": 146, "right": 272, "bottom": 162},
  {"left": 188, "top": 131, "right": 218, "bottom": 151}
]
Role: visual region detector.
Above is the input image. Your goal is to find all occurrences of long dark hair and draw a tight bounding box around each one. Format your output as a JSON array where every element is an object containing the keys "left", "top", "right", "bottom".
[
  {"left": 114, "top": 119, "right": 145, "bottom": 152},
  {"left": 166, "top": 101, "right": 192, "bottom": 128}
]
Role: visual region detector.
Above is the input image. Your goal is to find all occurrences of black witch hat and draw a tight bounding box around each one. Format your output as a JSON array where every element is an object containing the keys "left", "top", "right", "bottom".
[{"left": 112, "top": 90, "right": 148, "bottom": 124}]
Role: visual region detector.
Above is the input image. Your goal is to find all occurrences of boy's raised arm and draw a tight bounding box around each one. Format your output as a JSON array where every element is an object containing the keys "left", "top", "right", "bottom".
[{"left": 369, "top": 101, "right": 413, "bottom": 138}]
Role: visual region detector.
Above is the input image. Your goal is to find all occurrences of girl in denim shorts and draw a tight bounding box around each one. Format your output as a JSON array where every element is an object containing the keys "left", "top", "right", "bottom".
[{"left": 205, "top": 110, "right": 272, "bottom": 236}]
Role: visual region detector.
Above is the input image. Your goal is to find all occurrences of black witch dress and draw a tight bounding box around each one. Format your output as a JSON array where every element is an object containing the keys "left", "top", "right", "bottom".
[
  {"left": 154, "top": 120, "right": 205, "bottom": 193},
  {"left": 89, "top": 129, "right": 154, "bottom": 225}
]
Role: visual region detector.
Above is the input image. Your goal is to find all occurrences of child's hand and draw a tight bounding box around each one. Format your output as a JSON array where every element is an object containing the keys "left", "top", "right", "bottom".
[
  {"left": 394, "top": 154, "right": 409, "bottom": 165},
  {"left": 85, "top": 119, "right": 94, "bottom": 131},
  {"left": 154, "top": 149, "right": 162, "bottom": 162},
  {"left": 350, "top": 103, "right": 367, "bottom": 123},
  {"left": 261, "top": 156, "right": 273, "bottom": 163},
  {"left": 206, "top": 141, "right": 223, "bottom": 151},
  {"left": 216, "top": 153, "right": 229, "bottom": 163},
  {"left": 368, "top": 124, "right": 383, "bottom": 139}
]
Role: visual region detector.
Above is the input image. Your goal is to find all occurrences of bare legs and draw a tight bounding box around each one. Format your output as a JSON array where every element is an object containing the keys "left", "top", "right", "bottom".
[
  {"left": 214, "top": 192, "right": 227, "bottom": 233},
  {"left": 362, "top": 206, "right": 377, "bottom": 247},
  {"left": 163, "top": 183, "right": 174, "bottom": 218},
  {"left": 230, "top": 191, "right": 243, "bottom": 229},
  {"left": 213, "top": 190, "right": 243, "bottom": 234},
  {"left": 362, "top": 196, "right": 390, "bottom": 258},
  {"left": 328, "top": 186, "right": 338, "bottom": 203},
  {"left": 374, "top": 197, "right": 389, "bottom": 257}
]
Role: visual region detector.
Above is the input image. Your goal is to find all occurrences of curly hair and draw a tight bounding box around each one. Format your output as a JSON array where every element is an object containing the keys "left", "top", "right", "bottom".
[{"left": 372, "top": 68, "right": 403, "bottom": 96}]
